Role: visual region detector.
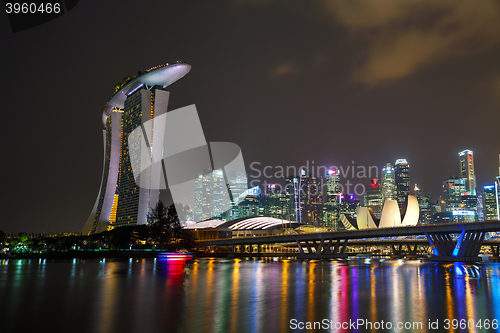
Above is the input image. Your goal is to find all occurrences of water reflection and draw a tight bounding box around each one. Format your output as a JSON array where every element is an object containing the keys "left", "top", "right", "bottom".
[{"left": 1, "top": 258, "right": 500, "bottom": 332}]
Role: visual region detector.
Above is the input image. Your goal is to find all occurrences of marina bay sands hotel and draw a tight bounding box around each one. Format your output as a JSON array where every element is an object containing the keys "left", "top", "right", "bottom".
[{"left": 82, "top": 62, "right": 191, "bottom": 234}]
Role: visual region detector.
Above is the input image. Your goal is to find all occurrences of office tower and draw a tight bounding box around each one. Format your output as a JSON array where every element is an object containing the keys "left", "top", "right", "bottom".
[
  {"left": 237, "top": 195, "right": 261, "bottom": 218},
  {"left": 285, "top": 176, "right": 301, "bottom": 222},
  {"left": 339, "top": 194, "right": 360, "bottom": 230},
  {"left": 364, "top": 185, "right": 383, "bottom": 218},
  {"left": 381, "top": 163, "right": 396, "bottom": 202},
  {"left": 82, "top": 63, "right": 191, "bottom": 234},
  {"left": 307, "top": 174, "right": 323, "bottom": 225},
  {"left": 294, "top": 168, "right": 323, "bottom": 225},
  {"left": 299, "top": 168, "right": 310, "bottom": 223},
  {"left": 395, "top": 159, "right": 410, "bottom": 207},
  {"left": 263, "top": 184, "right": 288, "bottom": 219},
  {"left": 476, "top": 191, "right": 484, "bottom": 221},
  {"left": 414, "top": 184, "right": 432, "bottom": 225},
  {"left": 193, "top": 169, "right": 227, "bottom": 221},
  {"left": 459, "top": 149, "right": 476, "bottom": 193},
  {"left": 224, "top": 171, "right": 248, "bottom": 220},
  {"left": 322, "top": 169, "right": 341, "bottom": 227},
  {"left": 484, "top": 185, "right": 499, "bottom": 220},
  {"left": 442, "top": 176, "right": 466, "bottom": 211}
]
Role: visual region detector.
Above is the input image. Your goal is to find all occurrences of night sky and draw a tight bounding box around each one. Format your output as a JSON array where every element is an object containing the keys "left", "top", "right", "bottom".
[{"left": 1, "top": 1, "right": 499, "bottom": 234}]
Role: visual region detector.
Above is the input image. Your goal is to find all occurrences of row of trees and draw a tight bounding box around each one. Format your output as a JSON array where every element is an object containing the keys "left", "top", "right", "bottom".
[{"left": 0, "top": 202, "right": 196, "bottom": 254}]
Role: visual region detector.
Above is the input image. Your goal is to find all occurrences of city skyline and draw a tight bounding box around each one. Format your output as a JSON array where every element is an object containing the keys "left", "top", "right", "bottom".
[{"left": 1, "top": 1, "right": 499, "bottom": 234}]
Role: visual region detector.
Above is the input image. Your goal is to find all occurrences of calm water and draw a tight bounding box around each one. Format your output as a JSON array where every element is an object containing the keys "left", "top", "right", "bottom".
[{"left": 1, "top": 257, "right": 500, "bottom": 333}]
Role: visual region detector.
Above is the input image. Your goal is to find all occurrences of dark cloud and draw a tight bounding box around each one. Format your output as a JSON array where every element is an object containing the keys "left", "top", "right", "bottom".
[{"left": 323, "top": 0, "right": 500, "bottom": 85}]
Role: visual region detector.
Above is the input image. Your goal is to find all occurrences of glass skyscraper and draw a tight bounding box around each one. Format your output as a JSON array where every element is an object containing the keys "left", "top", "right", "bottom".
[
  {"left": 484, "top": 185, "right": 498, "bottom": 220},
  {"left": 459, "top": 149, "right": 476, "bottom": 193},
  {"left": 395, "top": 159, "right": 410, "bottom": 207},
  {"left": 381, "top": 163, "right": 396, "bottom": 202}
]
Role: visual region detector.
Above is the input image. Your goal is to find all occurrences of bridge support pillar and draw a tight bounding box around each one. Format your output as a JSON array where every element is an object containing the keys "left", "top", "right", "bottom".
[
  {"left": 390, "top": 244, "right": 403, "bottom": 258},
  {"left": 296, "top": 239, "right": 348, "bottom": 259},
  {"left": 297, "top": 241, "right": 305, "bottom": 255},
  {"left": 426, "top": 231, "right": 485, "bottom": 262},
  {"left": 304, "top": 241, "right": 314, "bottom": 254}
]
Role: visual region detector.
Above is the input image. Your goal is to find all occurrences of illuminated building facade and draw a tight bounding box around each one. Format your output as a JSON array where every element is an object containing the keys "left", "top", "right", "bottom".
[
  {"left": 194, "top": 169, "right": 227, "bottom": 221},
  {"left": 414, "top": 185, "right": 432, "bottom": 225},
  {"left": 442, "top": 176, "right": 466, "bottom": 212},
  {"left": 484, "top": 185, "right": 499, "bottom": 220},
  {"left": 395, "top": 159, "right": 410, "bottom": 208},
  {"left": 381, "top": 163, "right": 396, "bottom": 202},
  {"left": 364, "top": 186, "right": 383, "bottom": 218},
  {"left": 322, "top": 169, "right": 341, "bottom": 228},
  {"left": 285, "top": 176, "right": 301, "bottom": 222},
  {"left": 459, "top": 149, "right": 476, "bottom": 193},
  {"left": 82, "top": 63, "right": 191, "bottom": 234},
  {"left": 264, "top": 184, "right": 288, "bottom": 219},
  {"left": 114, "top": 86, "right": 169, "bottom": 227}
]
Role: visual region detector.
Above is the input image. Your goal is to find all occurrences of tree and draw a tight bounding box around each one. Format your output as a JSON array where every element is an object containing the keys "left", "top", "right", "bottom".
[{"left": 148, "top": 201, "right": 172, "bottom": 247}]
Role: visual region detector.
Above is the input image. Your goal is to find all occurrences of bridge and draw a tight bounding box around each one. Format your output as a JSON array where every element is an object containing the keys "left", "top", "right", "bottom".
[{"left": 196, "top": 220, "right": 500, "bottom": 262}]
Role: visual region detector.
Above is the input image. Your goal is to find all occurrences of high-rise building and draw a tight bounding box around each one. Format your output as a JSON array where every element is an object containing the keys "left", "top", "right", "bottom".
[
  {"left": 381, "top": 163, "right": 396, "bottom": 202},
  {"left": 237, "top": 195, "right": 261, "bottom": 218},
  {"left": 364, "top": 185, "right": 383, "bottom": 218},
  {"left": 395, "top": 159, "right": 410, "bottom": 208},
  {"left": 224, "top": 171, "right": 248, "bottom": 220},
  {"left": 459, "top": 149, "right": 476, "bottom": 193},
  {"left": 290, "top": 168, "right": 323, "bottom": 225},
  {"left": 306, "top": 174, "right": 323, "bottom": 225},
  {"left": 322, "top": 169, "right": 341, "bottom": 228},
  {"left": 339, "top": 194, "right": 360, "bottom": 230},
  {"left": 484, "top": 185, "right": 499, "bottom": 220},
  {"left": 82, "top": 63, "right": 191, "bottom": 234},
  {"left": 442, "top": 176, "right": 466, "bottom": 212},
  {"left": 263, "top": 184, "right": 288, "bottom": 219},
  {"left": 414, "top": 184, "right": 432, "bottom": 225},
  {"left": 114, "top": 86, "right": 170, "bottom": 227},
  {"left": 476, "top": 191, "right": 484, "bottom": 221},
  {"left": 193, "top": 169, "right": 227, "bottom": 221},
  {"left": 285, "top": 176, "right": 301, "bottom": 222}
]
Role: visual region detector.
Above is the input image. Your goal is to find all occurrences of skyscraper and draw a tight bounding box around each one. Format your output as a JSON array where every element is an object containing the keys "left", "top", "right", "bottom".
[
  {"left": 442, "top": 176, "right": 466, "bottom": 211},
  {"left": 364, "top": 186, "right": 383, "bottom": 218},
  {"left": 381, "top": 163, "right": 396, "bottom": 202},
  {"left": 263, "top": 184, "right": 287, "bottom": 219},
  {"left": 193, "top": 169, "right": 228, "bottom": 221},
  {"left": 322, "top": 169, "right": 341, "bottom": 227},
  {"left": 82, "top": 63, "right": 191, "bottom": 234},
  {"left": 459, "top": 149, "right": 476, "bottom": 193},
  {"left": 395, "top": 159, "right": 410, "bottom": 207},
  {"left": 285, "top": 176, "right": 301, "bottom": 222},
  {"left": 114, "top": 86, "right": 170, "bottom": 227},
  {"left": 414, "top": 185, "right": 432, "bottom": 225},
  {"left": 483, "top": 185, "right": 497, "bottom": 220}
]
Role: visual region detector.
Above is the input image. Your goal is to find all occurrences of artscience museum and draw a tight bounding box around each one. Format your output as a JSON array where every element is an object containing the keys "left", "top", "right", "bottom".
[{"left": 340, "top": 195, "right": 420, "bottom": 230}]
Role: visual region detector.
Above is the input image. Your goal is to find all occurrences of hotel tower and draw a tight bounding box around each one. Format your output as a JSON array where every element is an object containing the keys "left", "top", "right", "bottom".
[{"left": 82, "top": 62, "right": 191, "bottom": 234}]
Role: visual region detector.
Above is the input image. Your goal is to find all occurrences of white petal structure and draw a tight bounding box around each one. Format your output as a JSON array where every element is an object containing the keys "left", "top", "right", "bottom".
[
  {"left": 379, "top": 200, "right": 402, "bottom": 228},
  {"left": 341, "top": 195, "right": 419, "bottom": 230},
  {"left": 340, "top": 214, "right": 358, "bottom": 230},
  {"left": 401, "top": 195, "right": 420, "bottom": 226},
  {"left": 356, "top": 207, "right": 378, "bottom": 229}
]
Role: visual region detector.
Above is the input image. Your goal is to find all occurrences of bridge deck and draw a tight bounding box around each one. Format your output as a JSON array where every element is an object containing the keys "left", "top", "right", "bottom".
[{"left": 197, "top": 221, "right": 500, "bottom": 246}]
